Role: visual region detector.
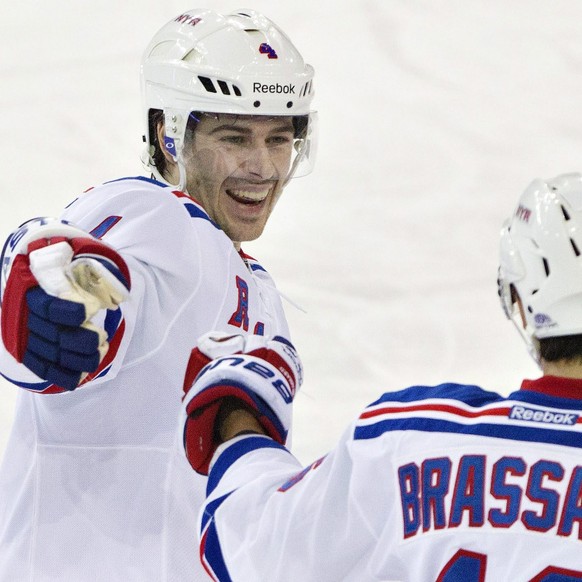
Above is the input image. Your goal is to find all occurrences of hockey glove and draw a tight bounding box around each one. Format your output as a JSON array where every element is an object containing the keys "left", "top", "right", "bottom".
[
  {"left": 183, "top": 332, "right": 303, "bottom": 475},
  {"left": 1, "top": 218, "right": 131, "bottom": 391}
]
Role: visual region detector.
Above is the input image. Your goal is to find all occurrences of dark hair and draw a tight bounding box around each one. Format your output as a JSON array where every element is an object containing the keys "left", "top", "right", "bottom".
[
  {"left": 292, "top": 115, "right": 309, "bottom": 139},
  {"left": 147, "top": 109, "right": 168, "bottom": 176},
  {"left": 539, "top": 334, "right": 582, "bottom": 362}
]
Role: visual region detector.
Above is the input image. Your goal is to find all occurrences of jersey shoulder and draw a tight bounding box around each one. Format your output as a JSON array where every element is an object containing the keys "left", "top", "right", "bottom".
[
  {"left": 64, "top": 176, "right": 213, "bottom": 227},
  {"left": 62, "top": 176, "right": 225, "bottom": 244},
  {"left": 356, "top": 381, "right": 582, "bottom": 450},
  {"left": 60, "top": 176, "right": 231, "bottom": 272},
  {"left": 367, "top": 382, "right": 503, "bottom": 408}
]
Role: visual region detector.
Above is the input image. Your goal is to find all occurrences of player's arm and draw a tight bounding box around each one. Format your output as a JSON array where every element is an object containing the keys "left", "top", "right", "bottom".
[
  {"left": 0, "top": 217, "right": 130, "bottom": 392},
  {"left": 182, "top": 334, "right": 375, "bottom": 581},
  {"left": 60, "top": 183, "right": 209, "bottom": 365},
  {"left": 215, "top": 400, "right": 267, "bottom": 441}
]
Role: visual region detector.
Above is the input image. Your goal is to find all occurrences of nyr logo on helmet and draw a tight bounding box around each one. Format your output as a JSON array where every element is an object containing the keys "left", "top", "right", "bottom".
[
  {"left": 174, "top": 14, "right": 202, "bottom": 27},
  {"left": 515, "top": 204, "right": 532, "bottom": 223},
  {"left": 259, "top": 43, "right": 278, "bottom": 59}
]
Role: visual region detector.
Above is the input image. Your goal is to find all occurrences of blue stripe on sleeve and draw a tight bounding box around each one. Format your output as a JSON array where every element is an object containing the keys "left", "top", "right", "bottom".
[
  {"left": 104, "top": 307, "right": 122, "bottom": 342},
  {"left": 207, "top": 436, "right": 287, "bottom": 496},
  {"left": 200, "top": 492, "right": 231, "bottom": 537},
  {"left": 203, "top": 521, "right": 233, "bottom": 582},
  {"left": 85, "top": 256, "right": 130, "bottom": 290},
  {"left": 0, "top": 371, "right": 51, "bottom": 392},
  {"left": 89, "top": 216, "right": 121, "bottom": 239},
  {"left": 200, "top": 493, "right": 233, "bottom": 582}
]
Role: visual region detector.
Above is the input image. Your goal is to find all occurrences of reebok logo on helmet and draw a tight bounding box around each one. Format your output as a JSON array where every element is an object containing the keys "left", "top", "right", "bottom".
[{"left": 253, "top": 83, "right": 296, "bottom": 95}]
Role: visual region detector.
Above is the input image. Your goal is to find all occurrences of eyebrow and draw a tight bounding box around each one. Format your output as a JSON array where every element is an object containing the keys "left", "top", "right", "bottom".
[{"left": 209, "top": 123, "right": 295, "bottom": 135}]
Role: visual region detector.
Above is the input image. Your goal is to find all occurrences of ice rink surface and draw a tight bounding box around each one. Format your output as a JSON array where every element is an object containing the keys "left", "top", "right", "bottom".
[{"left": 1, "top": 0, "right": 581, "bottom": 464}]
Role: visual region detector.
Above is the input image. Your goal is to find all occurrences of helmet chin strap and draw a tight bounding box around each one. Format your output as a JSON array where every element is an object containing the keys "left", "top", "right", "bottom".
[
  {"left": 141, "top": 145, "right": 188, "bottom": 193},
  {"left": 175, "top": 156, "right": 188, "bottom": 193}
]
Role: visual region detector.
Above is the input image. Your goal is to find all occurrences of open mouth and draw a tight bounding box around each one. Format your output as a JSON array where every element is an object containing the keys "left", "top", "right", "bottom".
[{"left": 226, "top": 188, "right": 270, "bottom": 206}]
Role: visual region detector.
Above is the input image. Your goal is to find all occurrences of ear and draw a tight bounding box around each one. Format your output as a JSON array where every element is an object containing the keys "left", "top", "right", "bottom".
[{"left": 156, "top": 120, "right": 177, "bottom": 166}]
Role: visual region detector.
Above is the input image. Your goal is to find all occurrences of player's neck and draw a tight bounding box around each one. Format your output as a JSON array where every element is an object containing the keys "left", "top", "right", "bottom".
[{"left": 541, "top": 358, "right": 582, "bottom": 380}]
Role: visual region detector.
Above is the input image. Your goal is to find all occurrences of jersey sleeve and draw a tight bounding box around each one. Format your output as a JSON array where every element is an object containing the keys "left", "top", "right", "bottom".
[
  {"left": 199, "top": 427, "right": 377, "bottom": 582},
  {"left": 0, "top": 178, "right": 206, "bottom": 393}
]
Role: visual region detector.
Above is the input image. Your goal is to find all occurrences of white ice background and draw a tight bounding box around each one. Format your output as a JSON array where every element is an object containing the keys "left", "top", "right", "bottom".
[{"left": 2, "top": 0, "right": 579, "bottom": 465}]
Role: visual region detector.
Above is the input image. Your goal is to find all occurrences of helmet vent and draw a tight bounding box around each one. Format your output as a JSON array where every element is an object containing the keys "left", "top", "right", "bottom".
[
  {"left": 571, "top": 238, "right": 581, "bottom": 257},
  {"left": 217, "top": 80, "right": 230, "bottom": 95},
  {"left": 198, "top": 76, "right": 241, "bottom": 97},
  {"left": 300, "top": 80, "right": 313, "bottom": 98},
  {"left": 542, "top": 258, "right": 550, "bottom": 277},
  {"left": 561, "top": 205, "right": 571, "bottom": 221}
]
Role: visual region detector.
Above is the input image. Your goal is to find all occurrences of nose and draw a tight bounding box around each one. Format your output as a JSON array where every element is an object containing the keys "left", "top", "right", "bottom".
[{"left": 242, "top": 145, "right": 277, "bottom": 180}]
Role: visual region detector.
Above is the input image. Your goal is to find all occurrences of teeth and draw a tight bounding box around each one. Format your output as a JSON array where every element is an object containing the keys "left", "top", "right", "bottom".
[{"left": 229, "top": 189, "right": 270, "bottom": 203}]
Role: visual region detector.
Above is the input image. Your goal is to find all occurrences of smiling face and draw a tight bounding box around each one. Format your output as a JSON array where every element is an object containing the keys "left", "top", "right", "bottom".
[{"left": 178, "top": 113, "right": 295, "bottom": 245}]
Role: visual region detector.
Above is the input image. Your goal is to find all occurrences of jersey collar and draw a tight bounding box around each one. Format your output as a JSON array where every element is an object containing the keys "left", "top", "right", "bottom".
[{"left": 520, "top": 375, "right": 582, "bottom": 400}]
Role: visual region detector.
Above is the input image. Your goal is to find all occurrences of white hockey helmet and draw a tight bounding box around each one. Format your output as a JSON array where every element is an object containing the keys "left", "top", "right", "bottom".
[
  {"left": 498, "top": 172, "right": 582, "bottom": 362},
  {"left": 141, "top": 9, "right": 317, "bottom": 188}
]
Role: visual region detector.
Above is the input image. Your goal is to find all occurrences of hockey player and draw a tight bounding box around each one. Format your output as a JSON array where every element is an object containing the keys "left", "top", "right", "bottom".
[
  {"left": 183, "top": 173, "right": 582, "bottom": 581},
  {"left": 0, "top": 9, "right": 316, "bottom": 581}
]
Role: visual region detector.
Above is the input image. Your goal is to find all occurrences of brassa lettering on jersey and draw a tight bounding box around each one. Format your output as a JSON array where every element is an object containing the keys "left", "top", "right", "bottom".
[{"left": 399, "top": 455, "right": 582, "bottom": 540}]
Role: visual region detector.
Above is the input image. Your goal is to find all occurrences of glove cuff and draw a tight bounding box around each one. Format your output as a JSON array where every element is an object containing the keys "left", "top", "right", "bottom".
[{"left": 183, "top": 353, "right": 295, "bottom": 475}]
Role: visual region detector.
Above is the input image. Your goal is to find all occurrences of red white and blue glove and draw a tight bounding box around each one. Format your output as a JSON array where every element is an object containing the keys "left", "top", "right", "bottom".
[
  {"left": 0, "top": 218, "right": 131, "bottom": 391},
  {"left": 182, "top": 332, "right": 303, "bottom": 475}
]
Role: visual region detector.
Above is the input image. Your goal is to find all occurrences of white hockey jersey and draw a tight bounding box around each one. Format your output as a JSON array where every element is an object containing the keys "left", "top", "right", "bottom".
[
  {"left": 200, "top": 376, "right": 582, "bottom": 582},
  {"left": 0, "top": 176, "right": 291, "bottom": 581}
]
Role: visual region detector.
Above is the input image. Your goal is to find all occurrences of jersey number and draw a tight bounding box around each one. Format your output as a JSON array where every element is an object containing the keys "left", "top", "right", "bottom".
[{"left": 437, "top": 550, "right": 582, "bottom": 581}]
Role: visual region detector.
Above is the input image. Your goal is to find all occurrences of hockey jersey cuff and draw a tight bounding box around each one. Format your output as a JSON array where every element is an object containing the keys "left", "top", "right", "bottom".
[{"left": 207, "top": 435, "right": 288, "bottom": 496}]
